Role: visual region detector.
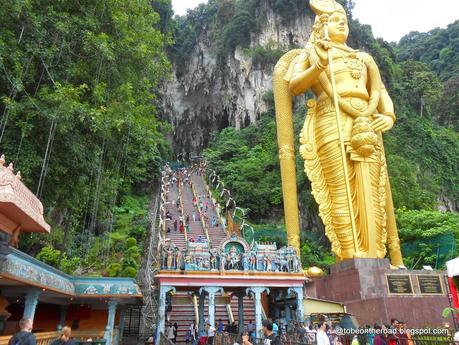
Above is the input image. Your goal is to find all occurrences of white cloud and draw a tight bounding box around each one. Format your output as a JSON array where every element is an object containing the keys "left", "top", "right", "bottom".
[
  {"left": 171, "top": 0, "right": 206, "bottom": 16},
  {"left": 352, "top": 0, "right": 459, "bottom": 42},
  {"left": 171, "top": 0, "right": 459, "bottom": 42}
]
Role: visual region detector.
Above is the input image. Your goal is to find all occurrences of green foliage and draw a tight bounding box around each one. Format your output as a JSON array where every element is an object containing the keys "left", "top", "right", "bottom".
[
  {"left": 120, "top": 267, "right": 137, "bottom": 278},
  {"left": 397, "top": 209, "right": 458, "bottom": 269},
  {"left": 436, "top": 76, "right": 459, "bottom": 130},
  {"left": 396, "top": 21, "right": 459, "bottom": 82},
  {"left": 300, "top": 242, "right": 335, "bottom": 272},
  {"left": 442, "top": 308, "right": 459, "bottom": 319},
  {"left": 384, "top": 115, "right": 459, "bottom": 204},
  {"left": 273, "top": 0, "right": 309, "bottom": 24},
  {"left": 36, "top": 246, "right": 60, "bottom": 267},
  {"left": 396, "top": 209, "right": 459, "bottom": 241},
  {"left": 396, "top": 61, "right": 443, "bottom": 117},
  {"left": 60, "top": 256, "right": 81, "bottom": 275},
  {"left": 204, "top": 114, "right": 283, "bottom": 220},
  {"left": 222, "top": 6, "right": 256, "bottom": 52},
  {"left": 126, "top": 237, "right": 137, "bottom": 249},
  {"left": 0, "top": 1, "right": 171, "bottom": 275},
  {"left": 107, "top": 263, "right": 122, "bottom": 277},
  {"left": 386, "top": 155, "right": 436, "bottom": 210},
  {"left": 244, "top": 44, "right": 286, "bottom": 68},
  {"left": 36, "top": 245, "right": 81, "bottom": 274}
]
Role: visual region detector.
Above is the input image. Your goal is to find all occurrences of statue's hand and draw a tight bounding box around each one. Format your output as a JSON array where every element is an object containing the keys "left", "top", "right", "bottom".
[
  {"left": 371, "top": 114, "right": 394, "bottom": 132},
  {"left": 314, "top": 37, "right": 331, "bottom": 68}
]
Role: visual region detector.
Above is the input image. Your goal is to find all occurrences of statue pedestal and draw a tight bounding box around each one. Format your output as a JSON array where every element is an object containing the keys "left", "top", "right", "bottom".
[{"left": 307, "top": 258, "right": 451, "bottom": 327}]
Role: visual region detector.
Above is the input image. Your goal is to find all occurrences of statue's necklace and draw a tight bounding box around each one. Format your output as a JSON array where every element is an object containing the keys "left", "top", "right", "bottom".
[{"left": 338, "top": 51, "right": 364, "bottom": 79}]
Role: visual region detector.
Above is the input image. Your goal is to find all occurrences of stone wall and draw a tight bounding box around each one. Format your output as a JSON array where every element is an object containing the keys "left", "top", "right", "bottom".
[{"left": 307, "top": 259, "right": 452, "bottom": 328}]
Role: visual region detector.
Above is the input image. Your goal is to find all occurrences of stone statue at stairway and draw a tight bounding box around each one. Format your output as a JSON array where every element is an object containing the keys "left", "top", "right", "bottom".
[{"left": 273, "top": 0, "right": 404, "bottom": 266}]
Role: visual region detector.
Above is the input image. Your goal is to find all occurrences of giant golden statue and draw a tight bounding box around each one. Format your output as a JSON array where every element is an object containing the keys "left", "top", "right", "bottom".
[{"left": 273, "top": 0, "right": 404, "bottom": 266}]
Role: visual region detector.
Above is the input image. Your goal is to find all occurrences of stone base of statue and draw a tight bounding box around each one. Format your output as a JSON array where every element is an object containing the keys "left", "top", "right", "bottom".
[{"left": 306, "top": 258, "right": 451, "bottom": 328}]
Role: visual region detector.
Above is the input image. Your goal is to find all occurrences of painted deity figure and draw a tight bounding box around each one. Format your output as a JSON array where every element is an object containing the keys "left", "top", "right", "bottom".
[
  {"left": 266, "top": 256, "right": 272, "bottom": 271},
  {"left": 227, "top": 245, "right": 240, "bottom": 270},
  {"left": 219, "top": 250, "right": 226, "bottom": 271},
  {"left": 273, "top": 0, "right": 403, "bottom": 266},
  {"left": 175, "top": 250, "right": 182, "bottom": 270},
  {"left": 166, "top": 249, "right": 174, "bottom": 270},
  {"left": 249, "top": 252, "right": 257, "bottom": 271},
  {"left": 242, "top": 253, "right": 250, "bottom": 271},
  {"left": 210, "top": 250, "right": 218, "bottom": 270}
]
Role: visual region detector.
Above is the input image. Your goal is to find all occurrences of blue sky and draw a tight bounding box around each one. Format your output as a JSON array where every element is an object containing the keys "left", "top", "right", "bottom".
[{"left": 171, "top": 0, "right": 459, "bottom": 42}]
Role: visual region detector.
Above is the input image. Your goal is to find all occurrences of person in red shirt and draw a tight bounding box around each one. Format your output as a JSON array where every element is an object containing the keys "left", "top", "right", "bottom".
[{"left": 387, "top": 319, "right": 399, "bottom": 345}]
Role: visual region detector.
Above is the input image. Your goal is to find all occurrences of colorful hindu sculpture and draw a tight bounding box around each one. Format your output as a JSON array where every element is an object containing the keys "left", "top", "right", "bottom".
[
  {"left": 160, "top": 237, "right": 302, "bottom": 273},
  {"left": 273, "top": 0, "right": 403, "bottom": 266}
]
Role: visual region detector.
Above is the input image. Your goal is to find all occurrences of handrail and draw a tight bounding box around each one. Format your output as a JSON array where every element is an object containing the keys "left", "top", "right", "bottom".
[
  {"left": 192, "top": 294, "right": 200, "bottom": 330},
  {"left": 226, "top": 303, "right": 235, "bottom": 324},
  {"left": 203, "top": 161, "right": 256, "bottom": 247}
]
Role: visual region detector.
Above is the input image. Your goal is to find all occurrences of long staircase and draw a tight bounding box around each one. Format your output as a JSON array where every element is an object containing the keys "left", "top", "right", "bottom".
[
  {"left": 192, "top": 173, "right": 227, "bottom": 247},
  {"left": 164, "top": 181, "right": 186, "bottom": 250},
  {"left": 182, "top": 180, "right": 208, "bottom": 242},
  {"left": 164, "top": 170, "right": 228, "bottom": 249}
]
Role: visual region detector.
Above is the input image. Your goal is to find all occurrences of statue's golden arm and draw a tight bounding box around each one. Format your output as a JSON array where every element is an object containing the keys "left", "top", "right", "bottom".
[
  {"left": 288, "top": 55, "right": 323, "bottom": 96},
  {"left": 362, "top": 54, "right": 396, "bottom": 121},
  {"left": 377, "top": 85, "right": 396, "bottom": 121}
]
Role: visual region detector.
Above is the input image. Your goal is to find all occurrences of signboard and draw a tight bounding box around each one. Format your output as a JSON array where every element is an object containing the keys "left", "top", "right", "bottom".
[
  {"left": 386, "top": 274, "right": 413, "bottom": 295},
  {"left": 417, "top": 275, "right": 444, "bottom": 295}
]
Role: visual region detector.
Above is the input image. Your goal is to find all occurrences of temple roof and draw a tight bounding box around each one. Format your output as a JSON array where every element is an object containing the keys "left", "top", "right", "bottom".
[
  {"left": 0, "top": 155, "right": 50, "bottom": 234},
  {"left": 0, "top": 248, "right": 142, "bottom": 301}
]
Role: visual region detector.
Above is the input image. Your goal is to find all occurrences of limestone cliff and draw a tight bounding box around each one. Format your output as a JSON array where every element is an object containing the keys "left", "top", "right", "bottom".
[{"left": 163, "top": 1, "right": 315, "bottom": 152}]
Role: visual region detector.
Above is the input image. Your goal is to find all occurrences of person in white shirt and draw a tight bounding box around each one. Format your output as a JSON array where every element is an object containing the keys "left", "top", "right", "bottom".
[
  {"left": 207, "top": 323, "right": 216, "bottom": 345},
  {"left": 167, "top": 323, "right": 175, "bottom": 341},
  {"left": 316, "top": 323, "right": 330, "bottom": 345}
]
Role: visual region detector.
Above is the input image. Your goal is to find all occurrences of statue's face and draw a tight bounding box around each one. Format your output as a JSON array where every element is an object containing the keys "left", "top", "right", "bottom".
[{"left": 328, "top": 12, "right": 348, "bottom": 43}]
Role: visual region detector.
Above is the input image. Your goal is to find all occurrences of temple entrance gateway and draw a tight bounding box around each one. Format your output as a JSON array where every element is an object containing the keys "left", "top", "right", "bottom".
[
  {"left": 155, "top": 165, "right": 309, "bottom": 343},
  {"left": 155, "top": 276, "right": 307, "bottom": 341}
]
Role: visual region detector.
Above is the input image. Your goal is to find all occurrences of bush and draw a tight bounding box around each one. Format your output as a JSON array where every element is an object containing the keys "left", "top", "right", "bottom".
[
  {"left": 126, "top": 237, "right": 137, "bottom": 248},
  {"left": 107, "top": 263, "right": 122, "bottom": 277},
  {"left": 120, "top": 267, "right": 137, "bottom": 278},
  {"left": 36, "top": 246, "right": 61, "bottom": 267},
  {"left": 60, "top": 256, "right": 81, "bottom": 274}
]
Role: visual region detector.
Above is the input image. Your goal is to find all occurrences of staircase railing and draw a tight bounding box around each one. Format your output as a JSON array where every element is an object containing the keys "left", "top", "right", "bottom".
[
  {"left": 226, "top": 303, "right": 235, "bottom": 324},
  {"left": 192, "top": 294, "right": 200, "bottom": 331},
  {"left": 202, "top": 161, "right": 255, "bottom": 246},
  {"left": 139, "top": 165, "right": 170, "bottom": 337}
]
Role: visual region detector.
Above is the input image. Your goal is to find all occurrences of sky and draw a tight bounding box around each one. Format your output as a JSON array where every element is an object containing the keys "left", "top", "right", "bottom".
[{"left": 171, "top": 0, "right": 459, "bottom": 42}]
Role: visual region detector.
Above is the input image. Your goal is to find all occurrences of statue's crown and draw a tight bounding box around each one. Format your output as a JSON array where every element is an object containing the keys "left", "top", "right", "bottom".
[{"left": 310, "top": 0, "right": 346, "bottom": 15}]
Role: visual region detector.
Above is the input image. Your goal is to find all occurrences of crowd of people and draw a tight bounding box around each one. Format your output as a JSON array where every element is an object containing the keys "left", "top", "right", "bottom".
[
  {"left": 285, "top": 318, "right": 420, "bottom": 345},
  {"left": 7, "top": 316, "right": 459, "bottom": 345},
  {"left": 7, "top": 319, "right": 84, "bottom": 345},
  {"left": 163, "top": 316, "right": 459, "bottom": 345}
]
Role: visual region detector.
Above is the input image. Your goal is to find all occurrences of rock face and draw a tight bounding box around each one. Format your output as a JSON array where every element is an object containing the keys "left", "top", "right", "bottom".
[{"left": 163, "top": 2, "right": 315, "bottom": 152}]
